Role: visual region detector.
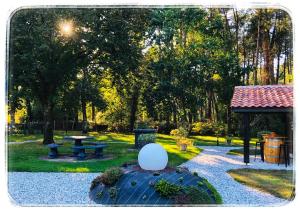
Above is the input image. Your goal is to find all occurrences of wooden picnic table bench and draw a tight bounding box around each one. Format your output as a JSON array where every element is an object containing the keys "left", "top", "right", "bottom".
[{"left": 71, "top": 144, "right": 107, "bottom": 160}]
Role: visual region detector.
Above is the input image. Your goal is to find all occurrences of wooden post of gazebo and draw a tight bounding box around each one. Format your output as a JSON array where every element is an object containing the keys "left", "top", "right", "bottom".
[{"left": 243, "top": 113, "right": 250, "bottom": 164}]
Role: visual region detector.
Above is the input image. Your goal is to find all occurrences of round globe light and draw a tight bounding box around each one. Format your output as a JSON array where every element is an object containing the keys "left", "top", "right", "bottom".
[{"left": 138, "top": 143, "right": 168, "bottom": 171}]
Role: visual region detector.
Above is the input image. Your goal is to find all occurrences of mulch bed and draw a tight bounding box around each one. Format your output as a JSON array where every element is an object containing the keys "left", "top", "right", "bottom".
[{"left": 89, "top": 165, "right": 217, "bottom": 206}]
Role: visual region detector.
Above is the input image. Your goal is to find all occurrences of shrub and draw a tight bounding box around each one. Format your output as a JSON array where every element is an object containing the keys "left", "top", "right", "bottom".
[
  {"left": 192, "top": 121, "right": 226, "bottom": 136},
  {"left": 156, "top": 121, "right": 176, "bottom": 134},
  {"left": 154, "top": 179, "right": 182, "bottom": 198},
  {"left": 131, "top": 181, "right": 137, "bottom": 187},
  {"left": 174, "top": 186, "right": 213, "bottom": 204},
  {"left": 170, "top": 127, "right": 189, "bottom": 138},
  {"left": 176, "top": 138, "right": 193, "bottom": 149},
  {"left": 90, "top": 176, "right": 102, "bottom": 190},
  {"left": 138, "top": 134, "right": 156, "bottom": 143},
  {"left": 108, "top": 186, "right": 118, "bottom": 199},
  {"left": 99, "top": 167, "right": 123, "bottom": 186}
]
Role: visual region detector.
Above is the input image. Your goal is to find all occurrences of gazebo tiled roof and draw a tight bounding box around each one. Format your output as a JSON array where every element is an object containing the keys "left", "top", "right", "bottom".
[{"left": 231, "top": 85, "right": 293, "bottom": 112}]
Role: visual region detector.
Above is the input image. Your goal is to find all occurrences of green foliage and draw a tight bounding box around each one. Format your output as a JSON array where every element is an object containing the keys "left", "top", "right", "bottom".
[
  {"left": 90, "top": 175, "right": 102, "bottom": 190},
  {"left": 138, "top": 134, "right": 156, "bottom": 143},
  {"left": 178, "top": 177, "right": 184, "bottom": 183},
  {"left": 108, "top": 186, "right": 118, "bottom": 199},
  {"left": 170, "top": 127, "right": 189, "bottom": 138},
  {"left": 99, "top": 167, "right": 123, "bottom": 186},
  {"left": 154, "top": 179, "right": 182, "bottom": 198},
  {"left": 131, "top": 181, "right": 137, "bottom": 187},
  {"left": 192, "top": 121, "right": 226, "bottom": 136},
  {"left": 174, "top": 186, "right": 214, "bottom": 205},
  {"left": 202, "top": 179, "right": 223, "bottom": 204},
  {"left": 96, "top": 191, "right": 104, "bottom": 199}
]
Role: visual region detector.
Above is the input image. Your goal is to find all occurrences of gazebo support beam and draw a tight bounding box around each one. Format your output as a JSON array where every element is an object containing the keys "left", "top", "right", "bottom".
[{"left": 243, "top": 113, "right": 250, "bottom": 164}]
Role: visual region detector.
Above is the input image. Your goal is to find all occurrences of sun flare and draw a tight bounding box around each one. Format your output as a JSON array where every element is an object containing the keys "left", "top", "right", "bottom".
[{"left": 58, "top": 20, "right": 74, "bottom": 37}]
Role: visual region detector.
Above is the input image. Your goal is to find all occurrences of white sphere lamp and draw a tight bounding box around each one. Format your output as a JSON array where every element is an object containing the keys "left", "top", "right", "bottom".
[{"left": 138, "top": 143, "right": 168, "bottom": 171}]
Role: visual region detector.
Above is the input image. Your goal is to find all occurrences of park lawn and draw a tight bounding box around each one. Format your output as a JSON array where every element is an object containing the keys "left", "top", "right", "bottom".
[
  {"left": 192, "top": 135, "right": 257, "bottom": 147},
  {"left": 227, "top": 169, "right": 295, "bottom": 200},
  {"left": 7, "top": 131, "right": 135, "bottom": 143},
  {"left": 8, "top": 132, "right": 201, "bottom": 173},
  {"left": 227, "top": 148, "right": 260, "bottom": 156}
]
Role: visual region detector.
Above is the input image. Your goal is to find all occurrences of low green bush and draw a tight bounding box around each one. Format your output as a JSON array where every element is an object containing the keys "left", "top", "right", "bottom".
[
  {"left": 174, "top": 186, "right": 213, "bottom": 204},
  {"left": 99, "top": 167, "right": 123, "bottom": 186},
  {"left": 192, "top": 121, "right": 226, "bottom": 136},
  {"left": 154, "top": 179, "right": 182, "bottom": 198}
]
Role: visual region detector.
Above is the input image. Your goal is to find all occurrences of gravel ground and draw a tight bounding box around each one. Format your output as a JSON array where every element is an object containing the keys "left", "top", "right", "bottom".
[
  {"left": 181, "top": 146, "right": 294, "bottom": 206},
  {"left": 8, "top": 172, "right": 99, "bottom": 206}
]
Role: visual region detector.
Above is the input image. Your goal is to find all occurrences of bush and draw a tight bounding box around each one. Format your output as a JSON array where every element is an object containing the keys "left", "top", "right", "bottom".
[
  {"left": 170, "top": 127, "right": 189, "bottom": 138},
  {"left": 192, "top": 121, "right": 226, "bottom": 136},
  {"left": 174, "top": 186, "right": 213, "bottom": 204},
  {"left": 138, "top": 134, "right": 156, "bottom": 143},
  {"left": 154, "top": 179, "right": 182, "bottom": 198},
  {"left": 90, "top": 176, "right": 102, "bottom": 190},
  {"left": 156, "top": 121, "right": 176, "bottom": 134},
  {"left": 99, "top": 167, "right": 123, "bottom": 186}
]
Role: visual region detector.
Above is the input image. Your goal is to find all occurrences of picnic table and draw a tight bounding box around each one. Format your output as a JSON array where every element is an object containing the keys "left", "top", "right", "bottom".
[{"left": 63, "top": 135, "right": 94, "bottom": 156}]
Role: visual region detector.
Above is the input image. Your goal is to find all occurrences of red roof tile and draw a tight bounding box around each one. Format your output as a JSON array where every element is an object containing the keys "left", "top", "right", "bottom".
[{"left": 231, "top": 85, "right": 293, "bottom": 109}]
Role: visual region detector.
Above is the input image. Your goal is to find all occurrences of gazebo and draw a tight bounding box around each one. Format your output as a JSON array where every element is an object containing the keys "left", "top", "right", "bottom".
[{"left": 231, "top": 85, "right": 293, "bottom": 164}]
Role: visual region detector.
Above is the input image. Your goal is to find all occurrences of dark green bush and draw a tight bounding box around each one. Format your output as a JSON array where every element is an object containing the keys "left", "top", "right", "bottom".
[
  {"left": 90, "top": 175, "right": 102, "bottom": 190},
  {"left": 174, "top": 186, "right": 213, "bottom": 204},
  {"left": 154, "top": 179, "right": 182, "bottom": 198},
  {"left": 99, "top": 167, "right": 123, "bottom": 186},
  {"left": 192, "top": 121, "right": 226, "bottom": 136}
]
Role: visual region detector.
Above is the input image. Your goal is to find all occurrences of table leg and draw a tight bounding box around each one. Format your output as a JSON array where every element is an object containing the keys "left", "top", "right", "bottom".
[
  {"left": 95, "top": 148, "right": 103, "bottom": 158},
  {"left": 49, "top": 147, "right": 58, "bottom": 158},
  {"left": 73, "top": 139, "right": 82, "bottom": 156},
  {"left": 77, "top": 148, "right": 86, "bottom": 160}
]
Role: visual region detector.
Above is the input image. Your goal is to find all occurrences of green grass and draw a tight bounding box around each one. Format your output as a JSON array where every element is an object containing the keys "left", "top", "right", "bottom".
[
  {"left": 192, "top": 135, "right": 258, "bottom": 147},
  {"left": 227, "top": 169, "right": 295, "bottom": 200},
  {"left": 7, "top": 132, "right": 201, "bottom": 173},
  {"left": 202, "top": 178, "right": 223, "bottom": 204},
  {"left": 227, "top": 148, "right": 260, "bottom": 156}
]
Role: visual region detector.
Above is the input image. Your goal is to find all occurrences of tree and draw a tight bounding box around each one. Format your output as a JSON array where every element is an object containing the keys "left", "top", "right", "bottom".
[{"left": 10, "top": 9, "right": 83, "bottom": 144}]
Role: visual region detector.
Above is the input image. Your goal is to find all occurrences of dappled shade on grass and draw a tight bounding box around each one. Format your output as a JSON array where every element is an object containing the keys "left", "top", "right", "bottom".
[{"left": 227, "top": 168, "right": 294, "bottom": 200}]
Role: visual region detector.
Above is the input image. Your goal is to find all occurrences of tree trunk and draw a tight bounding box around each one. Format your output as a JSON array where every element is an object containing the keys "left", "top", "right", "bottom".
[
  {"left": 254, "top": 16, "right": 260, "bottom": 85},
  {"left": 43, "top": 102, "right": 54, "bottom": 144},
  {"left": 25, "top": 98, "right": 33, "bottom": 122},
  {"left": 283, "top": 54, "right": 287, "bottom": 84},
  {"left": 227, "top": 105, "right": 232, "bottom": 135},
  {"left": 92, "top": 104, "right": 96, "bottom": 124},
  {"left": 276, "top": 51, "right": 281, "bottom": 84},
  {"left": 206, "top": 91, "right": 212, "bottom": 121},
  {"left": 129, "top": 87, "right": 139, "bottom": 131},
  {"left": 9, "top": 108, "right": 15, "bottom": 129},
  {"left": 262, "top": 32, "right": 275, "bottom": 84},
  {"left": 81, "top": 97, "right": 88, "bottom": 134}
]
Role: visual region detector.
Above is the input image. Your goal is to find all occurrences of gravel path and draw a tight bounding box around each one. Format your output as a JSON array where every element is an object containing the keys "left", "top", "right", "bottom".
[
  {"left": 8, "top": 146, "right": 293, "bottom": 206},
  {"left": 181, "top": 146, "right": 293, "bottom": 206},
  {"left": 8, "top": 172, "right": 99, "bottom": 206}
]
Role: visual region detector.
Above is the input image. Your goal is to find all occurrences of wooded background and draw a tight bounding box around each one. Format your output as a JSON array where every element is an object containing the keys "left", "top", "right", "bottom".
[{"left": 8, "top": 8, "right": 293, "bottom": 143}]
